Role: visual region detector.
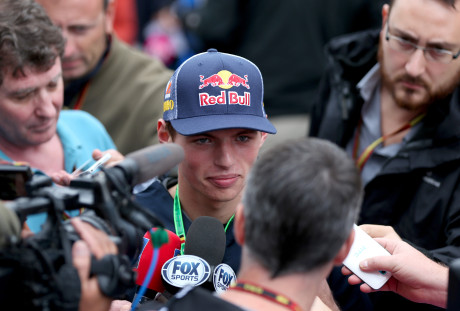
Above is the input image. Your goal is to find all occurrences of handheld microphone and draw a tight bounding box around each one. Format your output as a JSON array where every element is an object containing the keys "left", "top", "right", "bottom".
[
  {"left": 161, "top": 216, "right": 235, "bottom": 294},
  {"left": 133, "top": 228, "right": 181, "bottom": 303}
]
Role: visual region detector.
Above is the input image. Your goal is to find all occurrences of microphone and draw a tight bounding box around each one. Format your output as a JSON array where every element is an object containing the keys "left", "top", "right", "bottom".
[
  {"left": 132, "top": 228, "right": 182, "bottom": 304},
  {"left": 161, "top": 216, "right": 236, "bottom": 294},
  {"left": 106, "top": 143, "right": 184, "bottom": 187},
  {"left": 183, "top": 216, "right": 226, "bottom": 267},
  {"left": 71, "top": 143, "right": 185, "bottom": 234}
]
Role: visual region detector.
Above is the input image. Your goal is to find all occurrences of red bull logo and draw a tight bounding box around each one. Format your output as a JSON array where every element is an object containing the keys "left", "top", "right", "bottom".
[
  {"left": 198, "top": 70, "right": 250, "bottom": 90},
  {"left": 199, "top": 74, "right": 225, "bottom": 89},
  {"left": 227, "top": 74, "right": 249, "bottom": 89},
  {"left": 198, "top": 70, "right": 251, "bottom": 107},
  {"left": 199, "top": 91, "right": 250, "bottom": 107}
]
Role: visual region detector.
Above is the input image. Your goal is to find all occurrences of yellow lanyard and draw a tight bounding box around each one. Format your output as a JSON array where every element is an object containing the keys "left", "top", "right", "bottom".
[{"left": 352, "top": 113, "right": 426, "bottom": 171}]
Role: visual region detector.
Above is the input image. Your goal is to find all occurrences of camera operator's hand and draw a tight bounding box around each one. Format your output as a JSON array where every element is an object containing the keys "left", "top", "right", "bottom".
[
  {"left": 51, "top": 170, "right": 73, "bottom": 186},
  {"left": 71, "top": 218, "right": 118, "bottom": 311}
]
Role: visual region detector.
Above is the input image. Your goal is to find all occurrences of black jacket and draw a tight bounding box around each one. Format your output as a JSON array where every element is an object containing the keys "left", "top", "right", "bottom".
[{"left": 311, "top": 29, "right": 460, "bottom": 311}]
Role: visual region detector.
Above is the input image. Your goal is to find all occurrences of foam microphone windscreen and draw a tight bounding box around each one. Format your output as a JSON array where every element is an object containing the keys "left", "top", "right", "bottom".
[
  {"left": 134, "top": 228, "right": 181, "bottom": 293},
  {"left": 123, "top": 143, "right": 184, "bottom": 186},
  {"left": 183, "top": 216, "right": 226, "bottom": 266}
]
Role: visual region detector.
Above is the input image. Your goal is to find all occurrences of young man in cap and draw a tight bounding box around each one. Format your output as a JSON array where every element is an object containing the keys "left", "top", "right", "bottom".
[{"left": 135, "top": 48, "right": 276, "bottom": 274}]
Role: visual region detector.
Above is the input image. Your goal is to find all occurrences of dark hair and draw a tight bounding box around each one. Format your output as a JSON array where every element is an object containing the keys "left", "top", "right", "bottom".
[
  {"left": 243, "top": 138, "right": 363, "bottom": 277},
  {"left": 0, "top": 0, "right": 65, "bottom": 86},
  {"left": 165, "top": 121, "right": 177, "bottom": 140}
]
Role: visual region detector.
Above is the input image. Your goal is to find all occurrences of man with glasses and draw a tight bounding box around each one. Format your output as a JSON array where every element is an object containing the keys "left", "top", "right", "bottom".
[{"left": 309, "top": 0, "right": 460, "bottom": 310}]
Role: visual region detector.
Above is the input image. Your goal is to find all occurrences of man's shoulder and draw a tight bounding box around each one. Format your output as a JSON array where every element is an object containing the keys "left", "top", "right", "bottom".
[
  {"left": 134, "top": 177, "right": 176, "bottom": 229},
  {"left": 85, "top": 37, "right": 172, "bottom": 111},
  {"left": 324, "top": 28, "right": 380, "bottom": 75},
  {"left": 58, "top": 110, "right": 115, "bottom": 149},
  {"left": 159, "top": 286, "right": 245, "bottom": 311},
  {"left": 106, "top": 37, "right": 173, "bottom": 78},
  {"left": 59, "top": 110, "right": 104, "bottom": 129}
]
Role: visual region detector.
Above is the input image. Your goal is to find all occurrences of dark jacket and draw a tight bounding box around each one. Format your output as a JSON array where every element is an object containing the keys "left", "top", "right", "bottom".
[
  {"left": 311, "top": 29, "right": 460, "bottom": 311},
  {"left": 135, "top": 178, "right": 242, "bottom": 274}
]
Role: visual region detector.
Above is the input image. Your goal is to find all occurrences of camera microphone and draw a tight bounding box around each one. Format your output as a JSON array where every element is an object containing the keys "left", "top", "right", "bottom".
[{"left": 108, "top": 143, "right": 184, "bottom": 188}]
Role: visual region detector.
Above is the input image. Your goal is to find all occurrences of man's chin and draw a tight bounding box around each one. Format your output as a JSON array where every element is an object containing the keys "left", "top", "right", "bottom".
[
  {"left": 27, "top": 131, "right": 56, "bottom": 146},
  {"left": 62, "top": 66, "right": 87, "bottom": 82},
  {"left": 394, "top": 89, "right": 431, "bottom": 111}
]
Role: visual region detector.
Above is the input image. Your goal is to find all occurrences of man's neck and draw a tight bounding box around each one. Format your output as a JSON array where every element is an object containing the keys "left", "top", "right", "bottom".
[
  {"left": 63, "top": 35, "right": 111, "bottom": 106},
  {"left": 379, "top": 86, "right": 426, "bottom": 146},
  {"left": 0, "top": 134, "right": 64, "bottom": 175},
  {"left": 220, "top": 257, "right": 322, "bottom": 311},
  {"left": 168, "top": 184, "right": 238, "bottom": 224}
]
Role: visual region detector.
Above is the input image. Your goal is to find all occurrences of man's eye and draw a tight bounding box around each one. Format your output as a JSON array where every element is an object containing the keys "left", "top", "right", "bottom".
[
  {"left": 14, "top": 93, "right": 33, "bottom": 101},
  {"left": 237, "top": 136, "right": 250, "bottom": 142},
  {"left": 69, "top": 26, "right": 89, "bottom": 34},
  {"left": 428, "top": 48, "right": 450, "bottom": 59},
  {"left": 196, "top": 138, "right": 210, "bottom": 144},
  {"left": 397, "top": 38, "right": 415, "bottom": 50},
  {"left": 48, "top": 82, "right": 58, "bottom": 90}
]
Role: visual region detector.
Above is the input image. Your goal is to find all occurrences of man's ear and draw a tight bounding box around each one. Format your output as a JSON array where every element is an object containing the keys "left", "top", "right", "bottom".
[
  {"left": 234, "top": 203, "right": 245, "bottom": 246},
  {"left": 158, "top": 119, "right": 172, "bottom": 143},
  {"left": 332, "top": 228, "right": 355, "bottom": 265},
  {"left": 259, "top": 132, "right": 268, "bottom": 148},
  {"left": 381, "top": 4, "right": 390, "bottom": 29},
  {"left": 104, "top": 0, "right": 116, "bottom": 34}
]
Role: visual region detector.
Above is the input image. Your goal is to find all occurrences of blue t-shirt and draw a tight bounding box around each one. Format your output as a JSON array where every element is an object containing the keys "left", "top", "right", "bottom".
[
  {"left": 135, "top": 179, "right": 242, "bottom": 274},
  {"left": 0, "top": 110, "right": 116, "bottom": 232}
]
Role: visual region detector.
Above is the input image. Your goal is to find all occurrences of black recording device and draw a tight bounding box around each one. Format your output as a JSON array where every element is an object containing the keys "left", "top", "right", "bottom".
[
  {"left": 0, "top": 164, "right": 33, "bottom": 200},
  {"left": 0, "top": 143, "right": 184, "bottom": 311},
  {"left": 448, "top": 258, "right": 460, "bottom": 311}
]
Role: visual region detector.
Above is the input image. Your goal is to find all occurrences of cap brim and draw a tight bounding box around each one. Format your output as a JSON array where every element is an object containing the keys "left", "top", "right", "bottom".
[{"left": 170, "top": 114, "right": 277, "bottom": 136}]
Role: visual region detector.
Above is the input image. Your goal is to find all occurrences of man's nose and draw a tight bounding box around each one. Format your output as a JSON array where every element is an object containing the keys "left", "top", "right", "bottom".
[{"left": 405, "top": 48, "right": 427, "bottom": 77}]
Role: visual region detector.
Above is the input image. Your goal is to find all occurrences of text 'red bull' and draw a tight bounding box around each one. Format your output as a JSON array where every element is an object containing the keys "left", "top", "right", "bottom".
[{"left": 199, "top": 91, "right": 251, "bottom": 107}]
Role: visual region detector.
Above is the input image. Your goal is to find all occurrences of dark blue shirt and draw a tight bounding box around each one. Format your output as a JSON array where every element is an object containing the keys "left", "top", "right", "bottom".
[{"left": 135, "top": 179, "right": 241, "bottom": 274}]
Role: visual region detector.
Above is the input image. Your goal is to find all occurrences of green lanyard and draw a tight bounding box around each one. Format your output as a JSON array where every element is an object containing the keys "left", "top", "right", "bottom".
[{"left": 173, "top": 185, "right": 235, "bottom": 255}]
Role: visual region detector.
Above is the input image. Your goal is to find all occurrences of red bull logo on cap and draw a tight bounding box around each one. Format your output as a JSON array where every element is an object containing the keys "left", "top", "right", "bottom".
[
  {"left": 198, "top": 70, "right": 251, "bottom": 107},
  {"left": 198, "top": 70, "right": 250, "bottom": 90}
]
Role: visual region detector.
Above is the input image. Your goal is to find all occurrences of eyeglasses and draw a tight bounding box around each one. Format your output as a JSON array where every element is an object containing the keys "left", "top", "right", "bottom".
[{"left": 385, "top": 23, "right": 460, "bottom": 64}]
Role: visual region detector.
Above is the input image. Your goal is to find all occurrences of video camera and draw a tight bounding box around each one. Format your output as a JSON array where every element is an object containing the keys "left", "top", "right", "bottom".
[{"left": 0, "top": 143, "right": 184, "bottom": 311}]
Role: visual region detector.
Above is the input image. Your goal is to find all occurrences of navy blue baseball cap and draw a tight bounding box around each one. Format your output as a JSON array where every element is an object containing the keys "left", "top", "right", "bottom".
[{"left": 162, "top": 49, "right": 277, "bottom": 135}]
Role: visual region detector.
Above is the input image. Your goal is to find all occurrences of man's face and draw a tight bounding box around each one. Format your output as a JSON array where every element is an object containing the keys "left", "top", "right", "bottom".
[
  {"left": 379, "top": 0, "right": 460, "bottom": 111},
  {"left": 173, "top": 128, "right": 267, "bottom": 205},
  {"left": 36, "top": 0, "right": 114, "bottom": 82},
  {"left": 0, "top": 59, "right": 64, "bottom": 147}
]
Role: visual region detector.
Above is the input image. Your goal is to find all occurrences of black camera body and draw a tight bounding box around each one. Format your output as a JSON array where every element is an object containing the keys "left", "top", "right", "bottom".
[{"left": 0, "top": 165, "right": 163, "bottom": 311}]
